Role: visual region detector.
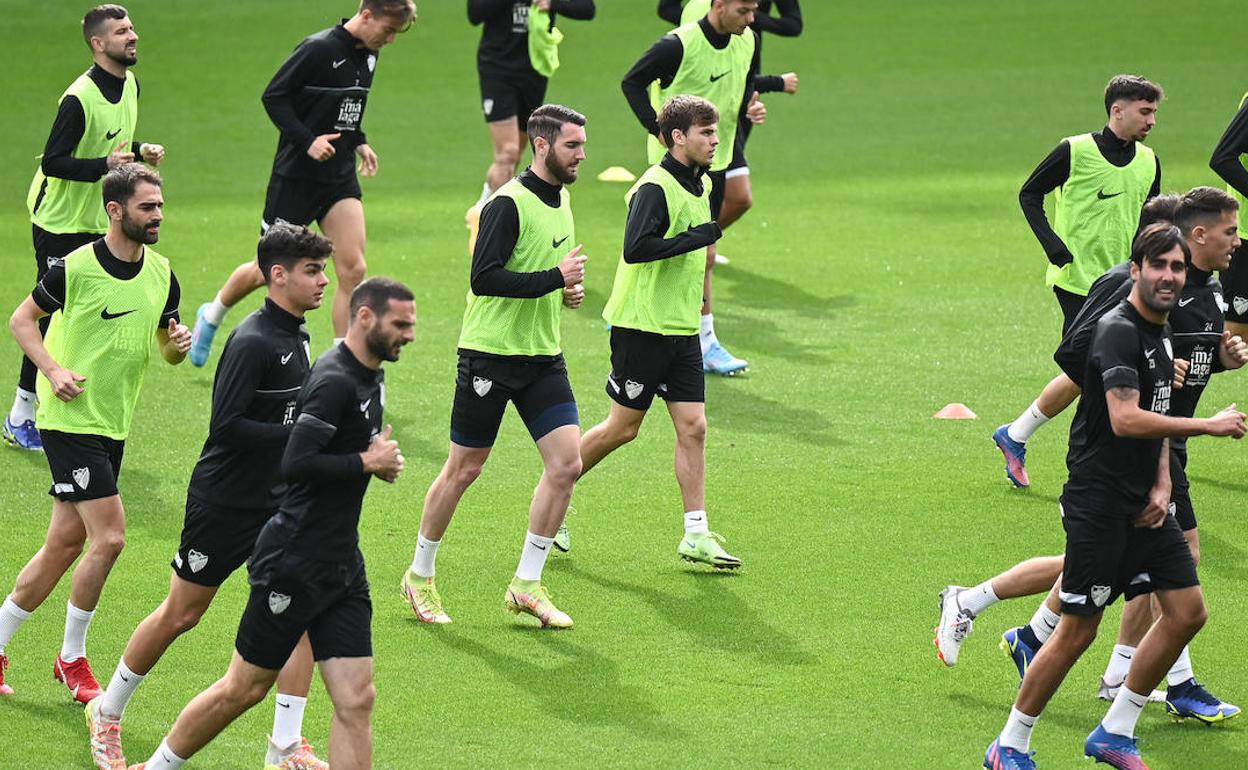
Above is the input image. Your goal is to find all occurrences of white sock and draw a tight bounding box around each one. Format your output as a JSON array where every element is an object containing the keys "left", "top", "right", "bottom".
[
  {"left": 1166, "top": 646, "right": 1194, "bottom": 687},
  {"left": 699, "top": 314, "right": 717, "bottom": 354},
  {"left": 272, "top": 693, "right": 307, "bottom": 754},
  {"left": 0, "top": 596, "right": 33, "bottom": 653},
  {"left": 1102, "top": 685, "right": 1149, "bottom": 737},
  {"left": 145, "top": 738, "right": 187, "bottom": 769},
  {"left": 999, "top": 706, "right": 1037, "bottom": 752},
  {"left": 1028, "top": 602, "right": 1061, "bottom": 644},
  {"left": 1102, "top": 644, "right": 1135, "bottom": 686},
  {"left": 684, "top": 510, "right": 710, "bottom": 535},
  {"left": 99, "top": 659, "right": 145, "bottom": 720},
  {"left": 9, "top": 388, "right": 36, "bottom": 424},
  {"left": 959, "top": 581, "right": 999, "bottom": 617},
  {"left": 202, "top": 293, "right": 230, "bottom": 327},
  {"left": 60, "top": 601, "right": 94, "bottom": 662},
  {"left": 515, "top": 532, "right": 554, "bottom": 582},
  {"left": 1007, "top": 401, "right": 1050, "bottom": 444},
  {"left": 410, "top": 534, "right": 440, "bottom": 578}
]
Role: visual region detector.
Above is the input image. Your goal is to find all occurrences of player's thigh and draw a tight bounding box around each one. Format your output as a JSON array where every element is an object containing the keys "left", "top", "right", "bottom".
[
  {"left": 513, "top": 359, "right": 579, "bottom": 444},
  {"left": 657, "top": 333, "right": 706, "bottom": 412},
  {"left": 1059, "top": 494, "right": 1129, "bottom": 615},
  {"left": 606, "top": 326, "right": 671, "bottom": 412},
  {"left": 666, "top": 399, "right": 707, "bottom": 439},
  {"left": 1123, "top": 516, "right": 1200, "bottom": 605},
  {"left": 450, "top": 355, "right": 513, "bottom": 449},
  {"left": 318, "top": 654, "right": 375, "bottom": 715},
  {"left": 307, "top": 559, "right": 372, "bottom": 664},
  {"left": 44, "top": 498, "right": 87, "bottom": 552},
  {"left": 320, "top": 195, "right": 366, "bottom": 266},
  {"left": 163, "top": 573, "right": 221, "bottom": 622},
  {"left": 173, "top": 497, "right": 268, "bottom": 589}
]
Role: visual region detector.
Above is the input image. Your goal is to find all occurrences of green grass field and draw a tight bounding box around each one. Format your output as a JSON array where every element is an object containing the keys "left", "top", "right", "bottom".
[{"left": 2, "top": 2, "right": 1247, "bottom": 768}]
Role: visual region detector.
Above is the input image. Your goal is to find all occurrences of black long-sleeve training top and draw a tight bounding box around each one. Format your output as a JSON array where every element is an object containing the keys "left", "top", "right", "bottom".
[
  {"left": 1210, "top": 98, "right": 1248, "bottom": 199},
  {"left": 469, "top": 0, "right": 595, "bottom": 79},
  {"left": 623, "top": 154, "right": 721, "bottom": 263},
  {"left": 470, "top": 169, "right": 567, "bottom": 298},
  {"left": 40, "top": 65, "right": 144, "bottom": 182},
  {"left": 33, "top": 239, "right": 180, "bottom": 327},
  {"left": 655, "top": 0, "right": 800, "bottom": 93}
]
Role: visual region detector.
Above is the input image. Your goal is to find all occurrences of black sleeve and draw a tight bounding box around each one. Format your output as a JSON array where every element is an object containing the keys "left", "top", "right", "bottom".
[
  {"left": 261, "top": 39, "right": 322, "bottom": 156},
  {"left": 1150, "top": 156, "right": 1161, "bottom": 199},
  {"left": 1093, "top": 318, "right": 1141, "bottom": 392},
  {"left": 282, "top": 377, "right": 366, "bottom": 482},
  {"left": 470, "top": 196, "right": 565, "bottom": 297},
  {"left": 622, "top": 35, "right": 684, "bottom": 137},
  {"left": 1018, "top": 140, "right": 1074, "bottom": 266},
  {"left": 468, "top": 0, "right": 510, "bottom": 25},
  {"left": 755, "top": 74, "right": 785, "bottom": 93},
  {"left": 160, "top": 271, "right": 181, "bottom": 328},
  {"left": 40, "top": 96, "right": 110, "bottom": 183},
  {"left": 208, "top": 336, "right": 291, "bottom": 448},
  {"left": 1210, "top": 101, "right": 1248, "bottom": 198},
  {"left": 32, "top": 264, "right": 66, "bottom": 314},
  {"left": 657, "top": 0, "right": 683, "bottom": 24},
  {"left": 623, "top": 183, "right": 721, "bottom": 263},
  {"left": 753, "top": 0, "right": 802, "bottom": 36},
  {"left": 551, "top": 0, "right": 595, "bottom": 20},
  {"left": 739, "top": 35, "right": 759, "bottom": 116}
]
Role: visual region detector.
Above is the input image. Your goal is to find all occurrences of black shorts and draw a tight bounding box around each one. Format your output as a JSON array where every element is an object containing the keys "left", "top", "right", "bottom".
[
  {"left": 606, "top": 327, "right": 705, "bottom": 411},
  {"left": 1220, "top": 239, "right": 1248, "bottom": 324},
  {"left": 1059, "top": 491, "right": 1199, "bottom": 616},
  {"left": 261, "top": 173, "right": 362, "bottom": 232},
  {"left": 32, "top": 225, "right": 98, "bottom": 279},
  {"left": 235, "top": 523, "right": 372, "bottom": 670},
  {"left": 726, "top": 118, "right": 750, "bottom": 174},
  {"left": 479, "top": 71, "right": 547, "bottom": 126},
  {"left": 1054, "top": 287, "right": 1086, "bottom": 336},
  {"left": 450, "top": 353, "right": 578, "bottom": 448},
  {"left": 1169, "top": 447, "right": 1196, "bottom": 532},
  {"left": 172, "top": 496, "right": 272, "bottom": 588},
  {"left": 709, "top": 170, "right": 727, "bottom": 223},
  {"left": 41, "top": 430, "right": 124, "bottom": 502}
]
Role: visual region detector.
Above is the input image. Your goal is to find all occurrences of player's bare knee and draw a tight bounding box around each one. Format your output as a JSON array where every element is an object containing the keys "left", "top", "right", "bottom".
[
  {"left": 90, "top": 532, "right": 126, "bottom": 561},
  {"left": 607, "top": 418, "right": 641, "bottom": 445},
  {"left": 449, "top": 461, "right": 484, "bottom": 490},
  {"left": 335, "top": 680, "right": 375, "bottom": 720},
  {"left": 166, "top": 606, "right": 204, "bottom": 636},
  {"left": 495, "top": 142, "right": 521, "bottom": 169},
  {"left": 677, "top": 416, "right": 707, "bottom": 444},
  {"left": 546, "top": 454, "right": 581, "bottom": 488},
  {"left": 336, "top": 257, "right": 367, "bottom": 289},
  {"left": 1173, "top": 601, "right": 1207, "bottom": 636}
]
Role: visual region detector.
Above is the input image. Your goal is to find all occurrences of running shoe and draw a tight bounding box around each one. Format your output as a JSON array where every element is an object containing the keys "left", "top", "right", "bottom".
[
  {"left": 86, "top": 695, "right": 126, "bottom": 770},
  {"left": 188, "top": 303, "right": 219, "bottom": 368},
  {"left": 505, "top": 578, "right": 573, "bottom": 629},
  {"left": 554, "top": 502, "right": 574, "bottom": 553},
  {"left": 678, "top": 531, "right": 742, "bottom": 569},
  {"left": 983, "top": 738, "right": 1036, "bottom": 770},
  {"left": 1000, "top": 626, "right": 1040, "bottom": 682},
  {"left": 54, "top": 654, "right": 102, "bottom": 704},
  {"left": 2, "top": 416, "right": 42, "bottom": 451},
  {"left": 934, "top": 585, "right": 974, "bottom": 667},
  {"left": 1084, "top": 724, "right": 1148, "bottom": 769},
  {"left": 713, "top": 252, "right": 730, "bottom": 266},
  {"left": 265, "top": 736, "right": 329, "bottom": 770},
  {"left": 400, "top": 571, "right": 451, "bottom": 624},
  {"left": 1096, "top": 678, "right": 1166, "bottom": 704},
  {"left": 0, "top": 653, "right": 12, "bottom": 695},
  {"left": 992, "top": 424, "right": 1029, "bottom": 488},
  {"left": 702, "top": 342, "right": 748, "bottom": 376},
  {"left": 1165, "top": 678, "right": 1241, "bottom": 724}
]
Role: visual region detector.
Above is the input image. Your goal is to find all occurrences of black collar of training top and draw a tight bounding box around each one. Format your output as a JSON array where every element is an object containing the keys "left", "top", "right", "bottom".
[
  {"left": 261, "top": 297, "right": 306, "bottom": 331},
  {"left": 518, "top": 168, "right": 564, "bottom": 208}
]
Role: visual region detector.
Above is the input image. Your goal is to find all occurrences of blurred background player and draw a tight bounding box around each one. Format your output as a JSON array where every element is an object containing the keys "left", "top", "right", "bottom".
[
  {"left": 187, "top": 0, "right": 416, "bottom": 367},
  {"left": 1211, "top": 90, "right": 1248, "bottom": 339},
  {"left": 993, "top": 74, "right": 1162, "bottom": 488},
  {"left": 7, "top": 4, "right": 164, "bottom": 451}
]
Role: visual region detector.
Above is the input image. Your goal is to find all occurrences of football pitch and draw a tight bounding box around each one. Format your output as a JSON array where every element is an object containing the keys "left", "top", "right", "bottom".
[{"left": 2, "top": 1, "right": 1247, "bottom": 768}]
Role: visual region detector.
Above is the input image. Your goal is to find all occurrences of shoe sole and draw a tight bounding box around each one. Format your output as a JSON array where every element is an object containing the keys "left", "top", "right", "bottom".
[
  {"left": 679, "top": 554, "right": 741, "bottom": 569},
  {"left": 552, "top": 542, "right": 570, "bottom": 553},
  {"left": 1166, "top": 703, "right": 1240, "bottom": 725},
  {"left": 1, "top": 431, "right": 43, "bottom": 452},
  {"left": 998, "top": 636, "right": 1029, "bottom": 681},
  {"left": 991, "top": 433, "right": 1029, "bottom": 488},
  {"left": 504, "top": 594, "right": 573, "bottom": 629},
  {"left": 703, "top": 366, "right": 748, "bottom": 377}
]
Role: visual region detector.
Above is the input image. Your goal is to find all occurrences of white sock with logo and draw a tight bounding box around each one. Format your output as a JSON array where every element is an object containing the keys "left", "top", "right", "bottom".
[
  {"left": 9, "top": 387, "right": 36, "bottom": 424},
  {"left": 515, "top": 532, "right": 554, "bottom": 582},
  {"left": 684, "top": 510, "right": 710, "bottom": 535},
  {"left": 99, "top": 659, "right": 144, "bottom": 720},
  {"left": 60, "top": 601, "right": 94, "bottom": 662},
  {"left": 410, "top": 534, "right": 440, "bottom": 578},
  {"left": 202, "top": 293, "right": 230, "bottom": 327},
  {"left": 999, "top": 706, "right": 1037, "bottom": 752},
  {"left": 699, "top": 314, "right": 717, "bottom": 354},
  {"left": 1102, "top": 644, "right": 1135, "bottom": 686},
  {"left": 1007, "top": 401, "right": 1050, "bottom": 444},
  {"left": 959, "top": 581, "right": 999, "bottom": 617},
  {"left": 1028, "top": 602, "right": 1061, "bottom": 644},
  {"left": 271, "top": 693, "right": 307, "bottom": 757},
  {"left": 1166, "top": 646, "right": 1194, "bottom": 687},
  {"left": 144, "top": 738, "right": 187, "bottom": 769},
  {"left": 1102, "top": 685, "right": 1149, "bottom": 737},
  {"left": 0, "top": 596, "right": 33, "bottom": 653}
]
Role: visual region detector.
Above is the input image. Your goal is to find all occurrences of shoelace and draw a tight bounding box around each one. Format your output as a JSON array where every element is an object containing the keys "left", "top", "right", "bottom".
[
  {"left": 1185, "top": 681, "right": 1221, "bottom": 706},
  {"left": 951, "top": 611, "right": 974, "bottom": 642}
]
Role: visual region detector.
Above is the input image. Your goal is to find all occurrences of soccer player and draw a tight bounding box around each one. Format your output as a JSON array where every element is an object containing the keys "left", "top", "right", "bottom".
[
  {"left": 982, "top": 223, "right": 1247, "bottom": 770},
  {"left": 6, "top": 4, "right": 164, "bottom": 451},
  {"left": 401, "top": 104, "right": 587, "bottom": 628},
  {"left": 0, "top": 164, "right": 188, "bottom": 702},
  {"left": 187, "top": 0, "right": 416, "bottom": 367},
  {"left": 1211, "top": 90, "right": 1248, "bottom": 339},
  {"left": 623, "top": 0, "right": 767, "bottom": 376},
  {"left": 131, "top": 278, "right": 413, "bottom": 770},
  {"left": 85, "top": 224, "right": 332, "bottom": 770},
  {"left": 993, "top": 75, "right": 1163, "bottom": 488}
]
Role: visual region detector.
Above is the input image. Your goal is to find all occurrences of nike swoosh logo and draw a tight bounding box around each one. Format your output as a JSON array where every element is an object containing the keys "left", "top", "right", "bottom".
[
  {"left": 531, "top": 542, "right": 548, "bottom": 551},
  {"left": 120, "top": 673, "right": 130, "bottom": 682},
  {"left": 281, "top": 352, "right": 294, "bottom": 364},
  {"left": 1178, "top": 297, "right": 1195, "bottom": 307},
  {"left": 101, "top": 308, "right": 136, "bottom": 320},
  {"left": 709, "top": 72, "right": 729, "bottom": 83},
  {"left": 1097, "top": 190, "right": 1123, "bottom": 200},
  {"left": 278, "top": 701, "right": 290, "bottom": 708},
  {"left": 1145, "top": 348, "right": 1156, "bottom": 358},
  {"left": 106, "top": 128, "right": 121, "bottom": 140},
  {"left": 360, "top": 399, "right": 371, "bottom": 412},
  {"left": 333, "top": 59, "right": 347, "bottom": 68},
  {"left": 552, "top": 236, "right": 569, "bottom": 249},
  {"left": 1115, "top": 652, "right": 1133, "bottom": 660}
]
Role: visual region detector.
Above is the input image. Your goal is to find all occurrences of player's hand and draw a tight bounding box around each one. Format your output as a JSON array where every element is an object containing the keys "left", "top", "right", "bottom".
[
  {"left": 1220, "top": 330, "right": 1248, "bottom": 369},
  {"left": 362, "top": 424, "right": 403, "bottom": 482},
  {"left": 140, "top": 143, "right": 165, "bottom": 165},
  {"left": 1172, "top": 358, "right": 1189, "bottom": 390},
  {"left": 307, "top": 133, "right": 341, "bottom": 162},
  {"left": 166, "top": 317, "right": 192, "bottom": 354},
  {"left": 746, "top": 92, "right": 766, "bottom": 125},
  {"left": 106, "top": 140, "right": 135, "bottom": 170},
  {"left": 356, "top": 143, "right": 378, "bottom": 177},
  {"left": 533, "top": 0, "right": 552, "bottom": 10},
  {"left": 47, "top": 367, "right": 86, "bottom": 402},
  {"left": 1205, "top": 403, "right": 1247, "bottom": 438},
  {"left": 1047, "top": 250, "right": 1074, "bottom": 268},
  {"left": 562, "top": 283, "right": 584, "bottom": 309},
  {"left": 781, "top": 72, "right": 799, "bottom": 94},
  {"left": 1134, "top": 483, "right": 1170, "bottom": 529},
  {"left": 558, "top": 244, "right": 587, "bottom": 287}
]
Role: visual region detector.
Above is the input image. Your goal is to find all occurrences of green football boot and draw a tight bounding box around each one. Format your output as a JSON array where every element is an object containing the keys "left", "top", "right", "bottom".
[
  {"left": 505, "top": 578, "right": 573, "bottom": 628},
  {"left": 678, "top": 531, "right": 742, "bottom": 569}
]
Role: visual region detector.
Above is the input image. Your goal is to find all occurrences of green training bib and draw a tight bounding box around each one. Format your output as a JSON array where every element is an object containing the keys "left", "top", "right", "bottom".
[
  {"left": 528, "top": 8, "right": 564, "bottom": 78},
  {"left": 1232, "top": 92, "right": 1248, "bottom": 238}
]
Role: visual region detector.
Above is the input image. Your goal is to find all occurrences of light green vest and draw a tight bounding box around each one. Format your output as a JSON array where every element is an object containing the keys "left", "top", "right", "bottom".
[
  {"left": 681, "top": 0, "right": 710, "bottom": 25},
  {"left": 458, "top": 179, "right": 575, "bottom": 357},
  {"left": 28, "top": 70, "right": 139, "bottom": 235},
  {"left": 648, "top": 21, "right": 754, "bottom": 173},
  {"left": 604, "top": 161, "right": 712, "bottom": 336},
  {"left": 1046, "top": 133, "right": 1156, "bottom": 295},
  {"left": 1232, "top": 92, "right": 1248, "bottom": 238},
  {"left": 528, "top": 8, "right": 564, "bottom": 78},
  {"left": 38, "top": 242, "right": 171, "bottom": 440}
]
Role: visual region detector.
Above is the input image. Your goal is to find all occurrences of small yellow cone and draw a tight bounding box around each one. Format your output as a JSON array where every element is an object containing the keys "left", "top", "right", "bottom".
[
  {"left": 934, "top": 403, "right": 977, "bottom": 420},
  {"left": 597, "top": 166, "right": 636, "bottom": 183}
]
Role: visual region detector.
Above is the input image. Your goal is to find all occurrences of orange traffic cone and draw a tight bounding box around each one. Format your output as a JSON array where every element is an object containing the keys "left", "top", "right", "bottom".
[{"left": 934, "top": 403, "right": 977, "bottom": 420}]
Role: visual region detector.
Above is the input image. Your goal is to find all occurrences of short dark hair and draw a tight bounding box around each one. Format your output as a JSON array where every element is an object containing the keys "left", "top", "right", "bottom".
[
  {"left": 527, "top": 104, "right": 586, "bottom": 152},
  {"left": 1174, "top": 186, "right": 1239, "bottom": 237},
  {"left": 350, "top": 277, "right": 414, "bottom": 320},
  {"left": 1139, "top": 194, "right": 1181, "bottom": 231},
  {"left": 657, "top": 95, "right": 719, "bottom": 149},
  {"left": 359, "top": 0, "right": 416, "bottom": 24},
  {"left": 1104, "top": 74, "right": 1163, "bottom": 115},
  {"left": 102, "top": 163, "right": 161, "bottom": 207},
  {"left": 1130, "top": 222, "right": 1190, "bottom": 267},
  {"left": 257, "top": 222, "right": 333, "bottom": 284},
  {"left": 83, "top": 5, "right": 128, "bottom": 46}
]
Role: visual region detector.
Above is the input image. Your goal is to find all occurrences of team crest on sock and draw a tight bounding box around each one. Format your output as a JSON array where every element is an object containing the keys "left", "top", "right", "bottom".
[
  {"left": 269, "top": 592, "right": 291, "bottom": 615},
  {"left": 473, "top": 377, "right": 493, "bottom": 397},
  {"left": 72, "top": 467, "right": 90, "bottom": 489}
]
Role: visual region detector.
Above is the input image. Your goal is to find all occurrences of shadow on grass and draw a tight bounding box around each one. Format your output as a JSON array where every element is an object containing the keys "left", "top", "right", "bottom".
[
  {"left": 1195, "top": 528, "right": 1247, "bottom": 580},
  {"left": 946, "top": 691, "right": 1092, "bottom": 734},
  {"left": 386, "top": 409, "right": 446, "bottom": 465},
  {"left": 716, "top": 264, "right": 856, "bottom": 321},
  {"left": 706, "top": 385, "right": 845, "bottom": 449},
  {"left": 1187, "top": 474, "right": 1248, "bottom": 495}
]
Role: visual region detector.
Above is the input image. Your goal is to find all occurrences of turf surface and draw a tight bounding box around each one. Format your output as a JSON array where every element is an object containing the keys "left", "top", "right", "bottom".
[{"left": 1, "top": 2, "right": 1247, "bottom": 768}]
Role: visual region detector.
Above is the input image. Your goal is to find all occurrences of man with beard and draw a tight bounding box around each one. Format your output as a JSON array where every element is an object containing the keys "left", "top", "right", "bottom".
[
  {"left": 0, "top": 164, "right": 189, "bottom": 702},
  {"left": 8, "top": 4, "right": 165, "bottom": 451},
  {"left": 401, "top": 104, "right": 586, "bottom": 629},
  {"left": 131, "top": 277, "right": 413, "bottom": 770},
  {"left": 982, "top": 223, "right": 1247, "bottom": 770}
]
